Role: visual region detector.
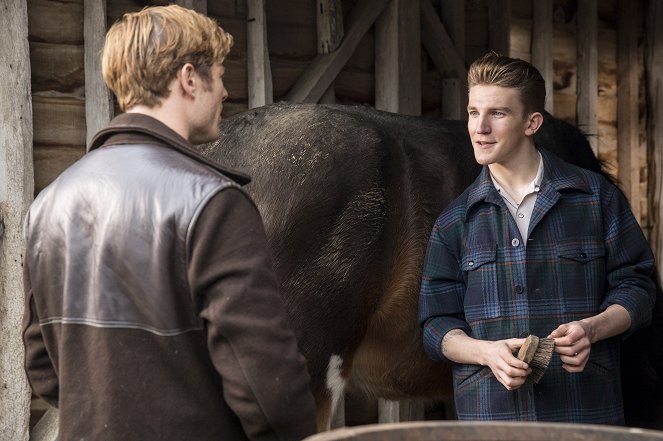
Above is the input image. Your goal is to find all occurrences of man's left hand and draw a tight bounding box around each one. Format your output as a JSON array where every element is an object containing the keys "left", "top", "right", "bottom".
[{"left": 548, "top": 321, "right": 592, "bottom": 373}]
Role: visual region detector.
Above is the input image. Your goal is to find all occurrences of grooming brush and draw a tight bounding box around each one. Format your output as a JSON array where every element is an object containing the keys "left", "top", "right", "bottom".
[{"left": 517, "top": 334, "right": 555, "bottom": 384}]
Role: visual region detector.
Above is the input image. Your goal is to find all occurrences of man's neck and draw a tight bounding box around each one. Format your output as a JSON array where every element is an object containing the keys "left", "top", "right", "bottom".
[
  {"left": 127, "top": 99, "right": 190, "bottom": 142},
  {"left": 488, "top": 145, "right": 540, "bottom": 203}
]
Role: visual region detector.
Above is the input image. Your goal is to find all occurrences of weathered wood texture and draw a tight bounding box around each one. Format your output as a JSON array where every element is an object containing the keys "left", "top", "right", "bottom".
[
  {"left": 647, "top": 0, "right": 663, "bottom": 268},
  {"left": 84, "top": 0, "right": 113, "bottom": 145},
  {"left": 0, "top": 1, "right": 34, "bottom": 440},
  {"left": 375, "top": 0, "right": 421, "bottom": 115},
  {"left": 577, "top": 0, "right": 598, "bottom": 155},
  {"left": 617, "top": 0, "right": 641, "bottom": 222},
  {"left": 439, "top": 0, "right": 466, "bottom": 120},
  {"left": 304, "top": 421, "right": 663, "bottom": 441},
  {"left": 531, "top": 0, "right": 553, "bottom": 113},
  {"left": 247, "top": 0, "right": 273, "bottom": 108}
]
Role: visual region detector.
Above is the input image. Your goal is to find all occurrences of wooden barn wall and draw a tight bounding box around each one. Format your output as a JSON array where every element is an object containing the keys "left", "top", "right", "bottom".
[{"left": 27, "top": 0, "right": 649, "bottom": 230}]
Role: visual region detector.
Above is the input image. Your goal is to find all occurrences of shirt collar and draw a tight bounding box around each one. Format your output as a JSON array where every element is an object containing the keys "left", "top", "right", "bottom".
[
  {"left": 466, "top": 147, "right": 592, "bottom": 217},
  {"left": 489, "top": 151, "right": 544, "bottom": 198},
  {"left": 87, "top": 113, "right": 251, "bottom": 186}
]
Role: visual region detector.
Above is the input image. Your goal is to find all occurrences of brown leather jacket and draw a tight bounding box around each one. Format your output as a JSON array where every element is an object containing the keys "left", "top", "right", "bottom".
[{"left": 23, "top": 113, "right": 317, "bottom": 440}]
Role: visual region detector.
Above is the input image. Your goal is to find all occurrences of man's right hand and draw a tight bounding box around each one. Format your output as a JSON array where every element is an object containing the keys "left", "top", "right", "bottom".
[
  {"left": 441, "top": 330, "right": 531, "bottom": 390},
  {"left": 482, "top": 338, "right": 531, "bottom": 390}
]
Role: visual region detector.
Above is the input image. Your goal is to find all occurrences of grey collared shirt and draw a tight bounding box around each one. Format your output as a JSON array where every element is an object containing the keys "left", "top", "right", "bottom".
[{"left": 490, "top": 151, "right": 544, "bottom": 242}]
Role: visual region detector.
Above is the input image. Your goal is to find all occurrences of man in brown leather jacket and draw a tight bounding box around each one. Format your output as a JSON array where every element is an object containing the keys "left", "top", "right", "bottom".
[{"left": 22, "top": 5, "right": 317, "bottom": 440}]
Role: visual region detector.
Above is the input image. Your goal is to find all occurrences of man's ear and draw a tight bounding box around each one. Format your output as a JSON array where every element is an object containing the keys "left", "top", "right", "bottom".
[
  {"left": 177, "top": 63, "right": 197, "bottom": 98},
  {"left": 525, "top": 111, "right": 544, "bottom": 136}
]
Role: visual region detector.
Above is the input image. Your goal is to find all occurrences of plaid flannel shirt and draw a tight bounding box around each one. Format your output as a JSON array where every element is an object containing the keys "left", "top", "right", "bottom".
[{"left": 419, "top": 148, "right": 656, "bottom": 423}]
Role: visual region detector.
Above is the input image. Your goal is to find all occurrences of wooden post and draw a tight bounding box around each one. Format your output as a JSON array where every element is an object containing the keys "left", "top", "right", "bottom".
[
  {"left": 0, "top": 1, "right": 34, "bottom": 440},
  {"left": 421, "top": 0, "right": 467, "bottom": 84},
  {"left": 84, "top": 0, "right": 113, "bottom": 146},
  {"left": 286, "top": 0, "right": 390, "bottom": 103},
  {"left": 531, "top": 0, "right": 553, "bottom": 113},
  {"left": 175, "top": 0, "right": 206, "bottom": 14},
  {"left": 646, "top": 0, "right": 663, "bottom": 269},
  {"left": 577, "top": 0, "right": 598, "bottom": 155},
  {"left": 489, "top": 0, "right": 511, "bottom": 57},
  {"left": 440, "top": 0, "right": 466, "bottom": 120},
  {"left": 375, "top": 0, "right": 421, "bottom": 115},
  {"left": 247, "top": 0, "right": 273, "bottom": 108},
  {"left": 317, "top": 0, "right": 344, "bottom": 104},
  {"left": 617, "top": 0, "right": 640, "bottom": 222}
]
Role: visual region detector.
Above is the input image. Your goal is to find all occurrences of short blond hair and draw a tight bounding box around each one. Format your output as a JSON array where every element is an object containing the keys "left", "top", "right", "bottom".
[
  {"left": 102, "top": 5, "right": 233, "bottom": 111},
  {"left": 467, "top": 52, "right": 546, "bottom": 115}
]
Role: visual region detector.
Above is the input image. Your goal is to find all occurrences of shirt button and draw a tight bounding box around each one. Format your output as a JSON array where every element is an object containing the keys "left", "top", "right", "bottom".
[
  {"left": 468, "top": 261, "right": 474, "bottom": 267},
  {"left": 518, "top": 213, "right": 525, "bottom": 218},
  {"left": 511, "top": 238, "right": 520, "bottom": 247},
  {"left": 514, "top": 284, "right": 524, "bottom": 294}
]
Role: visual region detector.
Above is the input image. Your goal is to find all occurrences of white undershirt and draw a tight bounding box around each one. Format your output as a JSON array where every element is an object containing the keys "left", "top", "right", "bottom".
[{"left": 490, "top": 152, "right": 544, "bottom": 243}]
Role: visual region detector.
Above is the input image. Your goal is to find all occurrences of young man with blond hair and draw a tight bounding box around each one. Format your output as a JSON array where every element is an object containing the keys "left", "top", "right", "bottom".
[
  {"left": 23, "top": 5, "right": 317, "bottom": 440},
  {"left": 419, "top": 52, "right": 656, "bottom": 423}
]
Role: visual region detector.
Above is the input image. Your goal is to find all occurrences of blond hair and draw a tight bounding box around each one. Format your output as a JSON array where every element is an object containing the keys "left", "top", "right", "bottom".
[
  {"left": 102, "top": 5, "right": 233, "bottom": 111},
  {"left": 467, "top": 52, "right": 546, "bottom": 115}
]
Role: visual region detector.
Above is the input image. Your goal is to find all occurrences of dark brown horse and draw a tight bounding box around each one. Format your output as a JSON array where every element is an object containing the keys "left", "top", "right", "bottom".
[{"left": 202, "top": 102, "right": 663, "bottom": 430}]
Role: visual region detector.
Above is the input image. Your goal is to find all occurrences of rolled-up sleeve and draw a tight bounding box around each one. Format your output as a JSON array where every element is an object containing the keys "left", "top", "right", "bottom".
[
  {"left": 601, "top": 186, "right": 657, "bottom": 337},
  {"left": 419, "top": 222, "right": 471, "bottom": 362}
]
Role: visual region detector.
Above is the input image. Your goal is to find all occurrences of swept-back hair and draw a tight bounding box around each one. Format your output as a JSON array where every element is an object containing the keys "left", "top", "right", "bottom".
[
  {"left": 467, "top": 52, "right": 546, "bottom": 115},
  {"left": 102, "top": 5, "right": 233, "bottom": 111}
]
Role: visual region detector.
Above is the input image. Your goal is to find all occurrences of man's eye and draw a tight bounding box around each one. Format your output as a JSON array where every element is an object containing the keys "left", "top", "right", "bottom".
[
  {"left": 468, "top": 111, "right": 478, "bottom": 117},
  {"left": 493, "top": 111, "right": 505, "bottom": 117}
]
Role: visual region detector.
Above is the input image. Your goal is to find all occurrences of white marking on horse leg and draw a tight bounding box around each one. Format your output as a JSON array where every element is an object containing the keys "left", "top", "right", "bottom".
[{"left": 325, "top": 354, "right": 346, "bottom": 430}]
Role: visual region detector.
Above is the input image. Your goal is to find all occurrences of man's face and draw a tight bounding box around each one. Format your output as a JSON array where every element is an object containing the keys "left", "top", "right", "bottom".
[
  {"left": 189, "top": 63, "right": 228, "bottom": 144},
  {"left": 467, "top": 84, "right": 533, "bottom": 166}
]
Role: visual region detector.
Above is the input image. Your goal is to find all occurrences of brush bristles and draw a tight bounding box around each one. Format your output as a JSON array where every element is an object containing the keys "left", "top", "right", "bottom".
[{"left": 528, "top": 337, "right": 555, "bottom": 384}]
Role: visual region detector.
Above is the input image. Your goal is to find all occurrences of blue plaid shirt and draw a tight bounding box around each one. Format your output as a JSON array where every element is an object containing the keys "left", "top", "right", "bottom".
[{"left": 419, "top": 148, "right": 656, "bottom": 423}]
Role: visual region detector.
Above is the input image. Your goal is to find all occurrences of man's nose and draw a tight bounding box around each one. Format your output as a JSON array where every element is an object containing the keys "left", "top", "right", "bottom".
[{"left": 475, "top": 115, "right": 490, "bottom": 134}]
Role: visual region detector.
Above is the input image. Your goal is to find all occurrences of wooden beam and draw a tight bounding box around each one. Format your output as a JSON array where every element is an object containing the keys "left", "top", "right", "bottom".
[
  {"left": 317, "top": 0, "right": 344, "bottom": 54},
  {"left": 247, "top": 0, "right": 273, "bottom": 108},
  {"left": 175, "top": 0, "right": 207, "bottom": 14},
  {"left": 421, "top": 0, "right": 467, "bottom": 82},
  {"left": 577, "top": 0, "right": 598, "bottom": 155},
  {"left": 531, "top": 0, "right": 553, "bottom": 113},
  {"left": 375, "top": 0, "right": 421, "bottom": 115},
  {"left": 84, "top": 0, "right": 113, "bottom": 146},
  {"left": 489, "top": 0, "right": 511, "bottom": 56},
  {"left": 646, "top": 0, "right": 663, "bottom": 263},
  {"left": 0, "top": 0, "right": 33, "bottom": 439},
  {"left": 617, "top": 0, "right": 640, "bottom": 222},
  {"left": 439, "top": 0, "right": 466, "bottom": 119},
  {"left": 286, "top": 0, "right": 390, "bottom": 103},
  {"left": 317, "top": 0, "right": 344, "bottom": 104}
]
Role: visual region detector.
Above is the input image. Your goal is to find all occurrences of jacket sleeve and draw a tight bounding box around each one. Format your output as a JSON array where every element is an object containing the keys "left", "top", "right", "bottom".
[
  {"left": 188, "top": 187, "right": 317, "bottom": 441},
  {"left": 601, "top": 185, "right": 657, "bottom": 337},
  {"left": 22, "top": 253, "right": 59, "bottom": 407},
  {"left": 418, "top": 221, "right": 471, "bottom": 362}
]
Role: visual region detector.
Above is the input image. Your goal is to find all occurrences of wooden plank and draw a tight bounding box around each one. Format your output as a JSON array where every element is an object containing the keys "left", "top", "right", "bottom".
[
  {"left": 378, "top": 398, "right": 400, "bottom": 423},
  {"left": 28, "top": 0, "right": 83, "bottom": 45},
  {"left": 489, "top": 0, "right": 511, "bottom": 56},
  {"left": 617, "top": 0, "right": 640, "bottom": 221},
  {"left": 32, "top": 93, "right": 86, "bottom": 147},
  {"left": 33, "top": 146, "right": 86, "bottom": 194},
  {"left": 247, "top": 0, "right": 273, "bottom": 108},
  {"left": 317, "top": 0, "right": 344, "bottom": 54},
  {"left": 421, "top": 0, "right": 467, "bottom": 82},
  {"left": 317, "top": 0, "right": 344, "bottom": 104},
  {"left": 531, "top": 0, "right": 553, "bottom": 113},
  {"left": 375, "top": 0, "right": 421, "bottom": 115},
  {"left": 0, "top": 1, "right": 34, "bottom": 439},
  {"left": 577, "top": 0, "right": 598, "bottom": 155},
  {"left": 84, "top": 0, "right": 113, "bottom": 146},
  {"left": 286, "top": 0, "right": 390, "bottom": 103},
  {"left": 30, "top": 42, "right": 84, "bottom": 95},
  {"left": 440, "top": 0, "right": 466, "bottom": 119},
  {"left": 646, "top": 0, "right": 663, "bottom": 259},
  {"left": 175, "top": 0, "right": 207, "bottom": 14}
]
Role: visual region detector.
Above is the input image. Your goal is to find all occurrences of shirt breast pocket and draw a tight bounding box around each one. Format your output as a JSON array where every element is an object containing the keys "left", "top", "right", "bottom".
[
  {"left": 462, "top": 245, "right": 500, "bottom": 320},
  {"left": 557, "top": 237, "right": 606, "bottom": 310}
]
